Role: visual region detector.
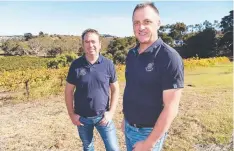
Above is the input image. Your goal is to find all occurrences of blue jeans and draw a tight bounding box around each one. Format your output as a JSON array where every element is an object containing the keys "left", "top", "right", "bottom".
[
  {"left": 77, "top": 115, "right": 119, "bottom": 151},
  {"left": 124, "top": 119, "right": 167, "bottom": 151}
]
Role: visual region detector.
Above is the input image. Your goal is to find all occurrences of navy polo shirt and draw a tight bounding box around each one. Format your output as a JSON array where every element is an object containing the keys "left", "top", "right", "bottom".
[
  {"left": 66, "top": 54, "right": 117, "bottom": 117},
  {"left": 123, "top": 38, "right": 184, "bottom": 126}
]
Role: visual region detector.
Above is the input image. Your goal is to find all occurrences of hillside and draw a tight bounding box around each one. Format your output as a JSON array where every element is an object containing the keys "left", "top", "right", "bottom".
[{"left": 0, "top": 35, "right": 115, "bottom": 57}]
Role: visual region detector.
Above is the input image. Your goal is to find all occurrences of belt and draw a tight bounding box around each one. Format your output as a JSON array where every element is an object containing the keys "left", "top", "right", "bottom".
[{"left": 129, "top": 123, "right": 154, "bottom": 128}]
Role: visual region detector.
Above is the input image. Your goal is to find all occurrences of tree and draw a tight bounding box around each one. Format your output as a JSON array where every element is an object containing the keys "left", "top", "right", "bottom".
[
  {"left": 182, "top": 32, "right": 196, "bottom": 41},
  {"left": 159, "top": 24, "right": 171, "bottom": 33},
  {"left": 212, "top": 20, "right": 220, "bottom": 30},
  {"left": 24, "top": 33, "right": 33, "bottom": 41},
  {"left": 181, "top": 28, "right": 217, "bottom": 58},
  {"left": 160, "top": 33, "right": 173, "bottom": 46},
  {"left": 203, "top": 20, "right": 213, "bottom": 29},
  {"left": 186, "top": 25, "right": 194, "bottom": 33},
  {"left": 220, "top": 10, "right": 233, "bottom": 33},
  {"left": 1, "top": 40, "right": 30, "bottom": 56},
  {"left": 219, "top": 10, "right": 233, "bottom": 56},
  {"left": 105, "top": 37, "right": 135, "bottom": 64},
  {"left": 47, "top": 47, "right": 62, "bottom": 57},
  {"left": 218, "top": 31, "right": 233, "bottom": 56},
  {"left": 39, "top": 31, "right": 44, "bottom": 37},
  {"left": 168, "top": 22, "right": 186, "bottom": 40},
  {"left": 169, "top": 30, "right": 181, "bottom": 40},
  {"left": 194, "top": 24, "right": 203, "bottom": 32}
]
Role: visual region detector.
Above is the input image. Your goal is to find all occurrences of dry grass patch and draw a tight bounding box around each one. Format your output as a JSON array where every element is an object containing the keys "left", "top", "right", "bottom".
[{"left": 0, "top": 63, "right": 232, "bottom": 151}]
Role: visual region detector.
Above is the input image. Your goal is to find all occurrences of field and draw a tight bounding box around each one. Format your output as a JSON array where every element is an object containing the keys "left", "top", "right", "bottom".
[{"left": 0, "top": 59, "right": 233, "bottom": 151}]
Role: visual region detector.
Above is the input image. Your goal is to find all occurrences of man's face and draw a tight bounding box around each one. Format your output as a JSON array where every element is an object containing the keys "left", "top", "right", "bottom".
[
  {"left": 83, "top": 33, "right": 101, "bottom": 57},
  {"left": 133, "top": 6, "right": 160, "bottom": 44}
]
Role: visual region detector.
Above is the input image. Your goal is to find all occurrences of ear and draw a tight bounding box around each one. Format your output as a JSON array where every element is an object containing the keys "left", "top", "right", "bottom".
[{"left": 158, "top": 19, "right": 161, "bottom": 28}]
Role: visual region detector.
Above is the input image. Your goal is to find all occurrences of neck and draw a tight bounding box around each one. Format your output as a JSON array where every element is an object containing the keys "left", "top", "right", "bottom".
[
  {"left": 85, "top": 54, "right": 99, "bottom": 64},
  {"left": 138, "top": 36, "right": 159, "bottom": 54}
]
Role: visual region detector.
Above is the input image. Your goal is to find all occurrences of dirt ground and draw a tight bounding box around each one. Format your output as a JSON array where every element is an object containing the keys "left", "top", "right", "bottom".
[
  {"left": 0, "top": 84, "right": 126, "bottom": 151},
  {"left": 0, "top": 81, "right": 232, "bottom": 151}
]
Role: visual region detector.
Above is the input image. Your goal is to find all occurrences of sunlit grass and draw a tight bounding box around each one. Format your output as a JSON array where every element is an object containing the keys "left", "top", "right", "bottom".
[
  {"left": 164, "top": 63, "right": 233, "bottom": 151},
  {"left": 0, "top": 57, "right": 233, "bottom": 151}
]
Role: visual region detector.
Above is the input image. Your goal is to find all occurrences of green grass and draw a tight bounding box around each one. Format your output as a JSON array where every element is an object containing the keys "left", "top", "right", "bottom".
[
  {"left": 185, "top": 63, "right": 232, "bottom": 87},
  {"left": 0, "top": 56, "right": 53, "bottom": 72},
  {"left": 164, "top": 63, "right": 233, "bottom": 151}
]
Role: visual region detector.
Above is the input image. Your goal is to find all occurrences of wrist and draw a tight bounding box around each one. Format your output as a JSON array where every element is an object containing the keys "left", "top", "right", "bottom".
[
  {"left": 108, "top": 109, "right": 115, "bottom": 115},
  {"left": 144, "top": 139, "right": 156, "bottom": 149},
  {"left": 68, "top": 111, "right": 74, "bottom": 116}
]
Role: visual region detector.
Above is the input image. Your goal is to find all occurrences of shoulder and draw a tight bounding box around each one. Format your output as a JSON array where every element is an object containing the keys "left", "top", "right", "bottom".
[
  {"left": 159, "top": 42, "right": 183, "bottom": 66},
  {"left": 127, "top": 44, "right": 138, "bottom": 57},
  {"left": 70, "top": 56, "right": 84, "bottom": 67},
  {"left": 101, "top": 55, "right": 114, "bottom": 65},
  {"left": 101, "top": 56, "right": 116, "bottom": 73}
]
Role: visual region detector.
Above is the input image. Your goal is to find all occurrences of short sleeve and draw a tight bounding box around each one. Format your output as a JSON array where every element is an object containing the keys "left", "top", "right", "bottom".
[
  {"left": 109, "top": 61, "right": 117, "bottom": 83},
  {"left": 162, "top": 53, "right": 184, "bottom": 90},
  {"left": 66, "top": 62, "right": 77, "bottom": 85}
]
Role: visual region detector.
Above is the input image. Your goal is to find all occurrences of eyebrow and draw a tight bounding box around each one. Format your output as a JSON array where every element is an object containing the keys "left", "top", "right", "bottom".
[{"left": 133, "top": 18, "right": 152, "bottom": 22}]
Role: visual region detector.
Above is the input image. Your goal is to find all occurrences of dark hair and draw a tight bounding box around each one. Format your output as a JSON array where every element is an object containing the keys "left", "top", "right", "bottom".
[
  {"left": 132, "top": 2, "right": 159, "bottom": 18},
  {"left": 81, "top": 28, "right": 100, "bottom": 42}
]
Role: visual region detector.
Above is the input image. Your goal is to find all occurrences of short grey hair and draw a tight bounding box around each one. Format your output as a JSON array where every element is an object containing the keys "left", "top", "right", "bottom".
[{"left": 132, "top": 2, "right": 159, "bottom": 19}]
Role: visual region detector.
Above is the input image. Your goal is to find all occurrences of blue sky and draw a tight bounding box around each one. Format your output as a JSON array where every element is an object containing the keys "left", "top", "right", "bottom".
[{"left": 0, "top": 1, "right": 232, "bottom": 37}]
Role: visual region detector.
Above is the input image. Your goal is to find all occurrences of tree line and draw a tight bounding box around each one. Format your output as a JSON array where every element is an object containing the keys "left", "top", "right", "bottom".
[
  {"left": 0, "top": 10, "right": 232, "bottom": 64},
  {"left": 159, "top": 10, "right": 233, "bottom": 58}
]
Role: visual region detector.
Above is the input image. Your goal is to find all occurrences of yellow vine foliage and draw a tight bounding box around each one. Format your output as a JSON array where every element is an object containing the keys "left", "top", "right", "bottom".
[{"left": 0, "top": 56, "right": 230, "bottom": 92}]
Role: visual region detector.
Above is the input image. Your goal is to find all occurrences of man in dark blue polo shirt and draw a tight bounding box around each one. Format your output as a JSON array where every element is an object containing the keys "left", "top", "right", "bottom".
[
  {"left": 65, "top": 28, "right": 120, "bottom": 151},
  {"left": 122, "top": 2, "right": 184, "bottom": 151}
]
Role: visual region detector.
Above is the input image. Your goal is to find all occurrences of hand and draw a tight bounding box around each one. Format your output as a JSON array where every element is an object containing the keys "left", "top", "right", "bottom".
[
  {"left": 99, "top": 111, "right": 113, "bottom": 126},
  {"left": 133, "top": 141, "right": 153, "bottom": 151},
  {"left": 70, "top": 113, "right": 83, "bottom": 126},
  {"left": 121, "top": 119, "right": 125, "bottom": 133}
]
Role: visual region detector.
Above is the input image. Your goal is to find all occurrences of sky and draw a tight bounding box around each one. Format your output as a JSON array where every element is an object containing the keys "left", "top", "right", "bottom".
[{"left": 0, "top": 1, "right": 233, "bottom": 37}]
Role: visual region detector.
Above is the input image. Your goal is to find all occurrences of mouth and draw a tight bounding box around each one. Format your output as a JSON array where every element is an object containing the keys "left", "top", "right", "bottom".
[
  {"left": 88, "top": 48, "right": 95, "bottom": 51},
  {"left": 138, "top": 32, "right": 147, "bottom": 36}
]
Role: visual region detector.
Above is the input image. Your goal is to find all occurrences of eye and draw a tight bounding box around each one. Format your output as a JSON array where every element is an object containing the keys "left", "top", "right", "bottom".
[
  {"left": 134, "top": 21, "right": 139, "bottom": 26},
  {"left": 144, "top": 20, "right": 152, "bottom": 25}
]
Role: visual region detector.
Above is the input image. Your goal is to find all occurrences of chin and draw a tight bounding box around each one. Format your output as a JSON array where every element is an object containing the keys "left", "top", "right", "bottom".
[
  {"left": 138, "top": 39, "right": 151, "bottom": 44},
  {"left": 90, "top": 53, "right": 98, "bottom": 56},
  {"left": 137, "top": 37, "right": 150, "bottom": 43}
]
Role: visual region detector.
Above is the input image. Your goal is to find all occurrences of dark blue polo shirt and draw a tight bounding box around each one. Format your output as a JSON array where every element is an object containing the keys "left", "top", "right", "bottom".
[
  {"left": 66, "top": 54, "right": 117, "bottom": 117},
  {"left": 123, "top": 38, "right": 184, "bottom": 126}
]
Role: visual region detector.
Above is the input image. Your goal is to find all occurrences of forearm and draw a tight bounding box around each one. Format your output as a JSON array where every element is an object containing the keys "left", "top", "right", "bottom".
[
  {"left": 146, "top": 105, "right": 178, "bottom": 146},
  {"left": 109, "top": 84, "right": 119, "bottom": 114},
  {"left": 65, "top": 91, "right": 74, "bottom": 116}
]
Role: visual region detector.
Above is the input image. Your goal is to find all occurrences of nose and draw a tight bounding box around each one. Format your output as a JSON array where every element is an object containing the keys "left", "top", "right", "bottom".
[
  {"left": 88, "top": 42, "right": 93, "bottom": 47},
  {"left": 139, "top": 24, "right": 146, "bottom": 30}
]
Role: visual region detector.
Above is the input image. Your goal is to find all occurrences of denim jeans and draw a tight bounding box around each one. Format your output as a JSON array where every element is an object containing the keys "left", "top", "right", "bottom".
[
  {"left": 124, "top": 119, "right": 167, "bottom": 151},
  {"left": 77, "top": 115, "right": 119, "bottom": 151}
]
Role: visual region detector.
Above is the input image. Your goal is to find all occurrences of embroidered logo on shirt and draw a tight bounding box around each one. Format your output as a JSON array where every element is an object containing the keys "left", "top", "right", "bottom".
[
  {"left": 145, "top": 62, "right": 154, "bottom": 72},
  {"left": 75, "top": 68, "right": 87, "bottom": 78},
  {"left": 79, "top": 68, "right": 87, "bottom": 76}
]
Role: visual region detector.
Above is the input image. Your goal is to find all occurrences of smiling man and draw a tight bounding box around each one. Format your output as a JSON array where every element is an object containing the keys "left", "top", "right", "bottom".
[
  {"left": 65, "top": 28, "right": 120, "bottom": 151},
  {"left": 122, "top": 2, "right": 184, "bottom": 151}
]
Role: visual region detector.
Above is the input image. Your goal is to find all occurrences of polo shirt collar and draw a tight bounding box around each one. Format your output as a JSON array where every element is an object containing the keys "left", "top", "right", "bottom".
[
  {"left": 82, "top": 53, "right": 103, "bottom": 66},
  {"left": 134, "top": 38, "right": 163, "bottom": 54}
]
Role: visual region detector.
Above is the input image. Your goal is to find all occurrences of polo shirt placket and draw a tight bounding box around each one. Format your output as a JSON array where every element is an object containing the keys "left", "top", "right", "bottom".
[{"left": 123, "top": 38, "right": 184, "bottom": 126}]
